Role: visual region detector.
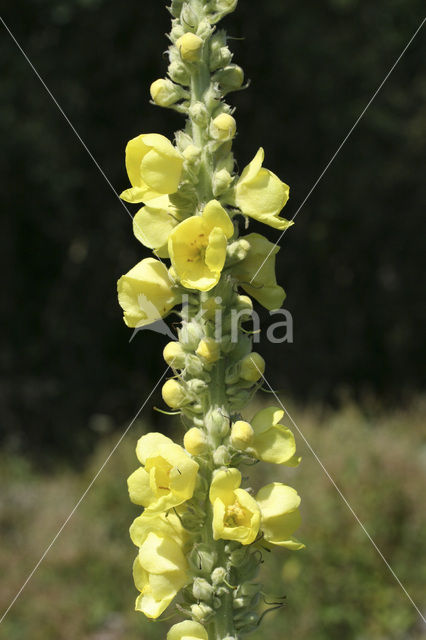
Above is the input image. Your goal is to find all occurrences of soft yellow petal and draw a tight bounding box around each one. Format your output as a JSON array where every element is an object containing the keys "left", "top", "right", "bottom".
[
  {"left": 132, "top": 555, "right": 148, "bottom": 591},
  {"left": 256, "top": 483, "right": 301, "bottom": 518},
  {"left": 205, "top": 227, "right": 227, "bottom": 272},
  {"left": 138, "top": 532, "right": 187, "bottom": 574},
  {"left": 135, "top": 588, "right": 175, "bottom": 619},
  {"left": 149, "top": 571, "right": 187, "bottom": 600},
  {"left": 231, "top": 233, "right": 286, "bottom": 310},
  {"left": 141, "top": 136, "right": 183, "bottom": 194},
  {"left": 130, "top": 511, "right": 185, "bottom": 548},
  {"left": 127, "top": 467, "right": 154, "bottom": 506},
  {"left": 252, "top": 424, "right": 296, "bottom": 465},
  {"left": 125, "top": 135, "right": 149, "bottom": 187},
  {"left": 133, "top": 200, "right": 178, "bottom": 251},
  {"left": 209, "top": 468, "right": 241, "bottom": 503},
  {"left": 167, "top": 620, "right": 208, "bottom": 640},
  {"left": 117, "top": 258, "right": 178, "bottom": 328},
  {"left": 202, "top": 200, "right": 234, "bottom": 238},
  {"left": 120, "top": 186, "right": 150, "bottom": 204},
  {"left": 135, "top": 432, "right": 174, "bottom": 465},
  {"left": 233, "top": 147, "right": 291, "bottom": 229},
  {"left": 239, "top": 147, "right": 264, "bottom": 183},
  {"left": 262, "top": 510, "right": 302, "bottom": 545},
  {"left": 251, "top": 407, "right": 285, "bottom": 433}
]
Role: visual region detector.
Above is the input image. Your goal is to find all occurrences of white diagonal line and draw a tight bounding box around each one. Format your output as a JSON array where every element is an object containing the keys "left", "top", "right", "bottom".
[
  {"left": 250, "top": 16, "right": 426, "bottom": 284},
  {"left": 0, "top": 17, "right": 175, "bottom": 279},
  {"left": 0, "top": 15, "right": 133, "bottom": 220},
  {"left": 0, "top": 364, "right": 171, "bottom": 625},
  {"left": 250, "top": 358, "right": 426, "bottom": 624}
]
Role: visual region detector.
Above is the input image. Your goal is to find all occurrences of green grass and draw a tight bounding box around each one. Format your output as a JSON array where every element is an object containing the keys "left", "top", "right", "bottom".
[{"left": 1, "top": 399, "right": 425, "bottom": 639}]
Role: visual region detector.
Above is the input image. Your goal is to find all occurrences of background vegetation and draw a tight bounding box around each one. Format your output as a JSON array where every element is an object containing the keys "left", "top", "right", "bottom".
[
  {"left": 1, "top": 401, "right": 425, "bottom": 639},
  {"left": 1, "top": 0, "right": 425, "bottom": 638},
  {"left": 1, "top": 0, "right": 425, "bottom": 459}
]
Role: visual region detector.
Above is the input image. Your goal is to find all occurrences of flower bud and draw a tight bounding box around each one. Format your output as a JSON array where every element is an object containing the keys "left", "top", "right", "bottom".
[
  {"left": 185, "top": 354, "right": 205, "bottom": 377},
  {"left": 200, "top": 296, "right": 223, "bottom": 320},
  {"left": 209, "top": 38, "right": 232, "bottom": 70},
  {"left": 183, "top": 144, "right": 202, "bottom": 163},
  {"left": 210, "top": 113, "right": 236, "bottom": 141},
  {"left": 191, "top": 603, "right": 214, "bottom": 624},
  {"left": 180, "top": 321, "right": 204, "bottom": 348},
  {"left": 181, "top": 4, "right": 199, "bottom": 29},
  {"left": 196, "top": 18, "right": 213, "bottom": 40},
  {"left": 187, "top": 378, "right": 208, "bottom": 394},
  {"left": 213, "top": 444, "right": 231, "bottom": 466},
  {"left": 213, "top": 64, "right": 244, "bottom": 92},
  {"left": 196, "top": 337, "right": 220, "bottom": 363},
  {"left": 150, "top": 78, "right": 185, "bottom": 107},
  {"left": 239, "top": 352, "right": 265, "bottom": 382},
  {"left": 170, "top": 1, "right": 184, "bottom": 19},
  {"left": 170, "top": 22, "right": 185, "bottom": 41},
  {"left": 236, "top": 295, "right": 253, "bottom": 312},
  {"left": 233, "top": 597, "right": 246, "bottom": 609},
  {"left": 227, "top": 238, "right": 250, "bottom": 262},
  {"left": 229, "top": 547, "right": 247, "bottom": 566},
  {"left": 211, "top": 566, "right": 227, "bottom": 585},
  {"left": 176, "top": 33, "right": 203, "bottom": 63},
  {"left": 168, "top": 60, "right": 190, "bottom": 85},
  {"left": 184, "top": 427, "right": 208, "bottom": 455},
  {"left": 189, "top": 101, "right": 209, "bottom": 126},
  {"left": 163, "top": 341, "right": 186, "bottom": 368},
  {"left": 188, "top": 544, "right": 217, "bottom": 573},
  {"left": 230, "top": 420, "right": 254, "bottom": 449},
  {"left": 212, "top": 168, "right": 232, "bottom": 196},
  {"left": 193, "top": 577, "right": 214, "bottom": 601},
  {"left": 162, "top": 379, "right": 186, "bottom": 408},
  {"left": 205, "top": 408, "right": 230, "bottom": 438}
]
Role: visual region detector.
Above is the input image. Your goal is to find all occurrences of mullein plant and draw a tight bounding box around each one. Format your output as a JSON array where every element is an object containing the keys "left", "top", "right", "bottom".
[{"left": 117, "top": 0, "right": 304, "bottom": 638}]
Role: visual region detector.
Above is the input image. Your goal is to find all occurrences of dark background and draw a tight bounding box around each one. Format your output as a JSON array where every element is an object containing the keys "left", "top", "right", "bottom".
[{"left": 1, "top": 0, "right": 425, "bottom": 463}]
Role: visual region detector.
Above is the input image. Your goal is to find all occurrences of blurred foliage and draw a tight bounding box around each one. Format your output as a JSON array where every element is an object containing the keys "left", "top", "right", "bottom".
[
  {"left": 0, "top": 0, "right": 425, "bottom": 460},
  {"left": 0, "top": 400, "right": 425, "bottom": 638}
]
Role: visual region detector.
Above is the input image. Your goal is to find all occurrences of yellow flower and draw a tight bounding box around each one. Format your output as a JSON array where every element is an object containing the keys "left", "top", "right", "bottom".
[
  {"left": 133, "top": 195, "right": 181, "bottom": 258},
  {"left": 232, "top": 233, "right": 285, "bottom": 310},
  {"left": 256, "top": 483, "right": 305, "bottom": 550},
  {"left": 176, "top": 33, "right": 203, "bottom": 62},
  {"left": 127, "top": 432, "right": 199, "bottom": 512},
  {"left": 196, "top": 337, "right": 221, "bottom": 363},
  {"left": 120, "top": 133, "right": 183, "bottom": 204},
  {"left": 184, "top": 427, "right": 209, "bottom": 455},
  {"left": 167, "top": 620, "right": 208, "bottom": 640},
  {"left": 168, "top": 199, "right": 234, "bottom": 291},
  {"left": 249, "top": 406, "right": 298, "bottom": 465},
  {"left": 117, "top": 258, "right": 179, "bottom": 328},
  {"left": 133, "top": 531, "right": 188, "bottom": 618},
  {"left": 231, "top": 148, "right": 292, "bottom": 230},
  {"left": 209, "top": 468, "right": 260, "bottom": 545}
]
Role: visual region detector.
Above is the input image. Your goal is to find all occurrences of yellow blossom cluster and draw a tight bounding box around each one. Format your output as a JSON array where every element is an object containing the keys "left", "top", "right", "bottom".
[{"left": 117, "top": 0, "right": 305, "bottom": 637}]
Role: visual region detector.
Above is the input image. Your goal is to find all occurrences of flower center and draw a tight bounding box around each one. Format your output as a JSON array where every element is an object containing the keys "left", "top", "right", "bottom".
[
  {"left": 224, "top": 501, "right": 250, "bottom": 528},
  {"left": 146, "top": 456, "right": 173, "bottom": 495}
]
